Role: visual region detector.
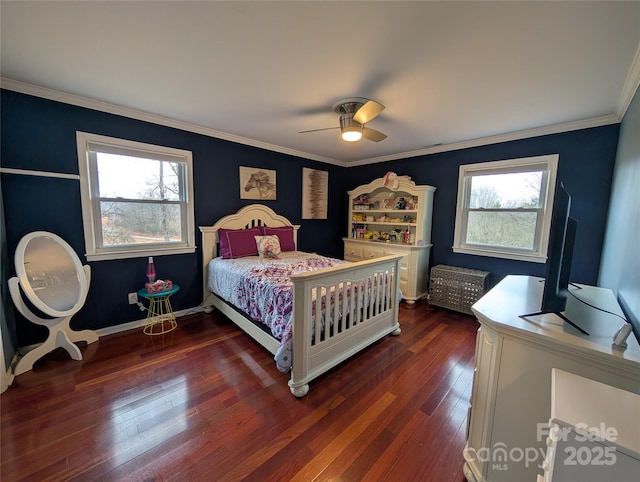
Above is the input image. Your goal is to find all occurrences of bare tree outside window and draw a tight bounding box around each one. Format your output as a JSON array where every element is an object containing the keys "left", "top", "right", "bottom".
[
  {"left": 96, "top": 154, "right": 184, "bottom": 247},
  {"left": 465, "top": 171, "right": 543, "bottom": 250}
]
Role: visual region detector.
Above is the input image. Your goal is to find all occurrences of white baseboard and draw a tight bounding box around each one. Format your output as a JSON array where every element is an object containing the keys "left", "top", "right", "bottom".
[
  {"left": 95, "top": 305, "right": 206, "bottom": 337},
  {"left": 3, "top": 304, "right": 208, "bottom": 387}
]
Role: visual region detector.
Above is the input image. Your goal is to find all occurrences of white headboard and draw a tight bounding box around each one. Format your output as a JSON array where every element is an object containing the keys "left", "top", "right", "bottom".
[{"left": 199, "top": 204, "right": 300, "bottom": 304}]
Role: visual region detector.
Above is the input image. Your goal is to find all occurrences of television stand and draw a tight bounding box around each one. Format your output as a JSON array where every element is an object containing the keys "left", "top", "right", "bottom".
[{"left": 519, "top": 310, "right": 590, "bottom": 335}]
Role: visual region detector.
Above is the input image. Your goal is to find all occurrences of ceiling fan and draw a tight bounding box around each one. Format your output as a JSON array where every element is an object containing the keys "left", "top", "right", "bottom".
[{"left": 299, "top": 97, "right": 387, "bottom": 142}]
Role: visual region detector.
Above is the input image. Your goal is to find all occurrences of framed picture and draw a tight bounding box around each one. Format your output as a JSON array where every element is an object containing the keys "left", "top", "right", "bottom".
[
  {"left": 239, "top": 166, "right": 276, "bottom": 200},
  {"left": 302, "top": 168, "right": 328, "bottom": 219}
]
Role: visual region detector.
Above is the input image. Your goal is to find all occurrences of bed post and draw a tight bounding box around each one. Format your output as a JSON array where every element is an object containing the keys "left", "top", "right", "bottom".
[
  {"left": 288, "top": 278, "right": 312, "bottom": 397},
  {"left": 199, "top": 226, "right": 218, "bottom": 312}
]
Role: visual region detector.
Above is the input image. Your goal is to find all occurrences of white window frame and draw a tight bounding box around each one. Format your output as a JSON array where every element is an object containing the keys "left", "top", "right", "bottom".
[
  {"left": 453, "top": 154, "right": 558, "bottom": 263},
  {"left": 76, "top": 132, "right": 196, "bottom": 261}
]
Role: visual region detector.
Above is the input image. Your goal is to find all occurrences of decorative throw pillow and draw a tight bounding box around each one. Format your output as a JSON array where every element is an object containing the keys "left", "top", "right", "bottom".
[
  {"left": 254, "top": 235, "right": 282, "bottom": 259},
  {"left": 261, "top": 226, "right": 296, "bottom": 251},
  {"left": 218, "top": 227, "right": 261, "bottom": 259}
]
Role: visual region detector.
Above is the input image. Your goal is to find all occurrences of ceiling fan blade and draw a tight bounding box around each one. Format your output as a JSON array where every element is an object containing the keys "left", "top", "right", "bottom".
[
  {"left": 362, "top": 127, "right": 387, "bottom": 142},
  {"left": 353, "top": 100, "right": 385, "bottom": 125},
  {"left": 298, "top": 127, "right": 339, "bottom": 134}
]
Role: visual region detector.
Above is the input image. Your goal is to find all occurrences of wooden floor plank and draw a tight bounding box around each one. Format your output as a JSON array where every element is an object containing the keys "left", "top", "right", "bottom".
[{"left": 1, "top": 302, "right": 478, "bottom": 481}]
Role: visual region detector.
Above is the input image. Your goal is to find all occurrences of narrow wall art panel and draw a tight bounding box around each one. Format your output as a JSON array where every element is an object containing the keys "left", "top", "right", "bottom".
[
  {"left": 240, "top": 166, "right": 276, "bottom": 200},
  {"left": 302, "top": 168, "right": 328, "bottom": 219}
]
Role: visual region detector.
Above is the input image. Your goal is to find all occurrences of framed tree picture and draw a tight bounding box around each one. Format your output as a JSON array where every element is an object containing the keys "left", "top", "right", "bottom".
[
  {"left": 302, "top": 168, "right": 328, "bottom": 219},
  {"left": 240, "top": 166, "right": 276, "bottom": 200}
]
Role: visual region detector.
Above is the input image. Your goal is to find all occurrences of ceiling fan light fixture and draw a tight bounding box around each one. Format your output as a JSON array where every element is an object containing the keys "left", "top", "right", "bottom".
[
  {"left": 341, "top": 126, "right": 362, "bottom": 142},
  {"left": 340, "top": 114, "right": 363, "bottom": 142},
  {"left": 299, "top": 98, "right": 386, "bottom": 143}
]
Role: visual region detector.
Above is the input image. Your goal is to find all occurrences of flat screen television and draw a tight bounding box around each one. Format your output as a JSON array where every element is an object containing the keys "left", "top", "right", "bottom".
[{"left": 521, "top": 182, "right": 589, "bottom": 335}]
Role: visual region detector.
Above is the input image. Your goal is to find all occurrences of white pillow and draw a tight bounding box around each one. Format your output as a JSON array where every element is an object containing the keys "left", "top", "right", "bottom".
[{"left": 254, "top": 235, "right": 282, "bottom": 258}]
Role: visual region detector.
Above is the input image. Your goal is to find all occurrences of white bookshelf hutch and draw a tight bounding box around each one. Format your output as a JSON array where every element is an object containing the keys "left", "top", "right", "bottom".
[{"left": 343, "top": 175, "right": 436, "bottom": 304}]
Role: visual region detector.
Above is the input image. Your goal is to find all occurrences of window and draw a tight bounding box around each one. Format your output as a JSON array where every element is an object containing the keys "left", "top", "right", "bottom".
[
  {"left": 453, "top": 154, "right": 558, "bottom": 263},
  {"left": 76, "top": 132, "right": 195, "bottom": 261}
]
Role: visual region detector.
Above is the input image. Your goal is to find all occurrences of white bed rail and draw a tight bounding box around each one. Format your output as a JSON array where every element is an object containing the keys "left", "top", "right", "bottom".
[{"left": 288, "top": 254, "right": 402, "bottom": 397}]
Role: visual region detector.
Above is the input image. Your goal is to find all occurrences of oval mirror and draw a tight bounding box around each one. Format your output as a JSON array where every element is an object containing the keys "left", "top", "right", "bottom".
[{"left": 14, "top": 231, "right": 88, "bottom": 318}]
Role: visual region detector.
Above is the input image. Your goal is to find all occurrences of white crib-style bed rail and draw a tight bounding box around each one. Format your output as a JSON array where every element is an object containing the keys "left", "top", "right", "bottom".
[
  {"left": 199, "top": 204, "right": 402, "bottom": 397},
  {"left": 289, "top": 254, "right": 402, "bottom": 397}
]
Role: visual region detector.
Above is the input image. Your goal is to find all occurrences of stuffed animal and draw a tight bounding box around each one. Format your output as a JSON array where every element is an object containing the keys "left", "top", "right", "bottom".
[{"left": 383, "top": 171, "right": 411, "bottom": 190}]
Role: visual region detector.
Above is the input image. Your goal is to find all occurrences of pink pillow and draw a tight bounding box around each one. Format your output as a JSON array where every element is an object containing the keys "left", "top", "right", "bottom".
[
  {"left": 218, "top": 227, "right": 262, "bottom": 258},
  {"left": 261, "top": 226, "right": 296, "bottom": 251}
]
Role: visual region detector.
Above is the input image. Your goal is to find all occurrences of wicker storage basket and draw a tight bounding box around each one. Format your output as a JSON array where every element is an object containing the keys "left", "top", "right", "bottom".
[{"left": 429, "top": 265, "right": 489, "bottom": 315}]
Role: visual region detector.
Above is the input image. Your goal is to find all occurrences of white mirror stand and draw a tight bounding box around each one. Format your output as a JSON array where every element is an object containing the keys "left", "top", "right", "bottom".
[{"left": 9, "top": 232, "right": 98, "bottom": 376}]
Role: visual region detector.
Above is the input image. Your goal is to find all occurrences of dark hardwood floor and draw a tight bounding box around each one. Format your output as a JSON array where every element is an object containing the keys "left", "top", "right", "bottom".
[{"left": 1, "top": 301, "right": 479, "bottom": 481}]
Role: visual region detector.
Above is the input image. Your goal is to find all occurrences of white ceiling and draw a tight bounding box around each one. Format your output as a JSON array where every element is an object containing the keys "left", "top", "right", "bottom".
[{"left": 1, "top": 1, "right": 639, "bottom": 167}]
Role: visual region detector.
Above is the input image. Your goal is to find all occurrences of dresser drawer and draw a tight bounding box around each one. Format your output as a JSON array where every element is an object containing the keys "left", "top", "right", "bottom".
[
  {"left": 344, "top": 244, "right": 363, "bottom": 260},
  {"left": 363, "top": 247, "right": 385, "bottom": 259}
]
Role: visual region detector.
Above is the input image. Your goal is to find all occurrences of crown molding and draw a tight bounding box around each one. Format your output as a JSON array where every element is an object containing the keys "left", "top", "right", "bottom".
[
  {"left": 1, "top": 77, "right": 622, "bottom": 169},
  {"left": 616, "top": 43, "right": 640, "bottom": 119},
  {"left": 346, "top": 114, "right": 621, "bottom": 167},
  {"left": 0, "top": 77, "right": 346, "bottom": 168}
]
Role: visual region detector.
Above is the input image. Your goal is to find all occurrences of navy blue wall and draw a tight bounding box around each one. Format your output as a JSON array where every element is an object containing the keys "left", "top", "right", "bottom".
[
  {"left": 343, "top": 125, "right": 620, "bottom": 288},
  {"left": 1, "top": 90, "right": 349, "bottom": 346},
  {"left": 1, "top": 88, "right": 620, "bottom": 347}
]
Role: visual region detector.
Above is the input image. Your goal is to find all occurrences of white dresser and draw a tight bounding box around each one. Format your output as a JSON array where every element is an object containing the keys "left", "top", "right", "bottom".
[{"left": 463, "top": 275, "right": 640, "bottom": 482}]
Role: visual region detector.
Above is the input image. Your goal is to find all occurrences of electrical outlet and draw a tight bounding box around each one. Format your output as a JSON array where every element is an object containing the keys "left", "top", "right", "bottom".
[{"left": 128, "top": 292, "right": 138, "bottom": 305}]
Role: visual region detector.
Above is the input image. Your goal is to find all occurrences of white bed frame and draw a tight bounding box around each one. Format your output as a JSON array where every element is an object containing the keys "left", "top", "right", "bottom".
[{"left": 199, "top": 204, "right": 402, "bottom": 397}]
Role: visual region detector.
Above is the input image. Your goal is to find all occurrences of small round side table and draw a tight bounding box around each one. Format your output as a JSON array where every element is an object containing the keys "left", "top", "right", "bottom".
[{"left": 137, "top": 284, "right": 180, "bottom": 335}]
